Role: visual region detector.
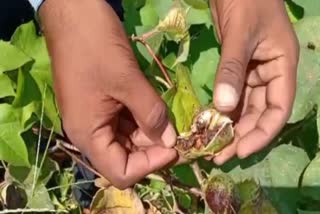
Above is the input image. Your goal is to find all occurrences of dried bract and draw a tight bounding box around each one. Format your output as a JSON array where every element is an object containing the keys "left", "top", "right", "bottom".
[{"left": 175, "top": 108, "right": 234, "bottom": 160}]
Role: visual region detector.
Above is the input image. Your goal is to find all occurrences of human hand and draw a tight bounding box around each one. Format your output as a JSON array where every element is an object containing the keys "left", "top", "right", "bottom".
[
  {"left": 209, "top": 0, "right": 299, "bottom": 164},
  {"left": 39, "top": 0, "right": 177, "bottom": 189}
]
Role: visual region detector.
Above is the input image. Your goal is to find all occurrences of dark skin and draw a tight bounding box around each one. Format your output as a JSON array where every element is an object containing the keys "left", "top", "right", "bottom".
[
  {"left": 209, "top": 0, "right": 299, "bottom": 164},
  {"left": 39, "top": 0, "right": 299, "bottom": 189}
]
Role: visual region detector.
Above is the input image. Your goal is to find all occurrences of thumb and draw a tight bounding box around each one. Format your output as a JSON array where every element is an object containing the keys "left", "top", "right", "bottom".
[
  {"left": 214, "top": 31, "right": 252, "bottom": 112},
  {"left": 115, "top": 69, "right": 177, "bottom": 148}
]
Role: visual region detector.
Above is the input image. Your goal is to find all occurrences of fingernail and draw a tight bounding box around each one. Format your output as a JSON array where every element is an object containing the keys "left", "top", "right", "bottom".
[
  {"left": 215, "top": 83, "right": 238, "bottom": 109},
  {"left": 161, "top": 123, "right": 177, "bottom": 148}
]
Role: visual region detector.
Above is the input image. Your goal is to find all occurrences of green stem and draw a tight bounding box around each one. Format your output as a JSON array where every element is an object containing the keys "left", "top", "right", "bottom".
[
  {"left": 190, "top": 161, "right": 204, "bottom": 187},
  {"left": 131, "top": 34, "right": 174, "bottom": 88}
]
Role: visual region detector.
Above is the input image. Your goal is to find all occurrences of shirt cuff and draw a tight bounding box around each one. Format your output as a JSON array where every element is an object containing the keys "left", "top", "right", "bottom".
[{"left": 28, "top": 0, "right": 44, "bottom": 11}]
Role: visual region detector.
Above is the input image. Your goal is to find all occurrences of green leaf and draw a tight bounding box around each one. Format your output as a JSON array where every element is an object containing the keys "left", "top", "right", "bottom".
[
  {"left": 175, "top": 188, "right": 192, "bottom": 209},
  {"left": 289, "top": 113, "right": 319, "bottom": 159},
  {"left": 27, "top": 183, "right": 54, "bottom": 209},
  {"left": 288, "top": 16, "right": 320, "bottom": 123},
  {"left": 171, "top": 164, "right": 199, "bottom": 187},
  {"left": 162, "top": 52, "right": 177, "bottom": 68},
  {"left": 292, "top": 0, "right": 320, "bottom": 16},
  {"left": 183, "top": 0, "right": 208, "bottom": 10},
  {"left": 162, "top": 86, "right": 177, "bottom": 108},
  {"left": 10, "top": 21, "right": 61, "bottom": 133},
  {"left": 153, "top": 0, "right": 173, "bottom": 19},
  {"left": 171, "top": 64, "right": 201, "bottom": 133},
  {"left": 285, "top": 0, "right": 304, "bottom": 23},
  {"left": 140, "top": 0, "right": 159, "bottom": 26},
  {"left": 186, "top": 7, "right": 212, "bottom": 26},
  {"left": 0, "top": 73, "right": 15, "bottom": 98},
  {"left": 301, "top": 152, "right": 320, "bottom": 201},
  {"left": 216, "top": 144, "right": 310, "bottom": 213},
  {"left": 173, "top": 33, "right": 191, "bottom": 66},
  {"left": 190, "top": 47, "right": 219, "bottom": 105},
  {"left": 187, "top": 25, "right": 220, "bottom": 105},
  {"left": 298, "top": 210, "right": 320, "bottom": 214},
  {"left": 123, "top": 0, "right": 143, "bottom": 35},
  {"left": 12, "top": 63, "right": 41, "bottom": 108},
  {"left": 0, "top": 104, "right": 29, "bottom": 166},
  {"left": 135, "top": 26, "right": 164, "bottom": 63},
  {"left": 0, "top": 41, "right": 31, "bottom": 74},
  {"left": 8, "top": 160, "right": 57, "bottom": 188},
  {"left": 7, "top": 159, "right": 58, "bottom": 209},
  {"left": 150, "top": 179, "right": 166, "bottom": 192}
]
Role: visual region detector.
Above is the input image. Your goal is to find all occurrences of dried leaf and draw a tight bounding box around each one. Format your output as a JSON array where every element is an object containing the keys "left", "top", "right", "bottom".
[{"left": 90, "top": 186, "right": 145, "bottom": 214}]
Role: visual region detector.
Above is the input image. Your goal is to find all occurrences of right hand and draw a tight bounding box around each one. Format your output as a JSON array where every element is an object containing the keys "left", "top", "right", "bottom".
[{"left": 39, "top": 0, "right": 178, "bottom": 189}]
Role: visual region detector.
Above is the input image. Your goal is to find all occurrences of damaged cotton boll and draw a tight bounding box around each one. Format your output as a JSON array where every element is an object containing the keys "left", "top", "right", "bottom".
[
  {"left": 175, "top": 107, "right": 234, "bottom": 160},
  {"left": 204, "top": 174, "right": 241, "bottom": 214}
]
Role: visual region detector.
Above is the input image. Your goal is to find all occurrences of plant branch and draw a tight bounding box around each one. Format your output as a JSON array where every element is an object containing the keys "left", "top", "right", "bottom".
[
  {"left": 0, "top": 208, "right": 66, "bottom": 213},
  {"left": 131, "top": 28, "right": 159, "bottom": 41},
  {"left": 155, "top": 76, "right": 171, "bottom": 89},
  {"left": 148, "top": 172, "right": 203, "bottom": 198},
  {"left": 56, "top": 140, "right": 110, "bottom": 186},
  {"left": 190, "top": 161, "right": 205, "bottom": 187},
  {"left": 131, "top": 36, "right": 174, "bottom": 88}
]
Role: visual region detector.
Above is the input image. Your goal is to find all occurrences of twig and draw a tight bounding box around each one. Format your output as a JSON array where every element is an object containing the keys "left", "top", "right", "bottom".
[
  {"left": 0, "top": 208, "right": 67, "bottom": 213},
  {"left": 189, "top": 187, "right": 204, "bottom": 198},
  {"left": 31, "top": 84, "right": 47, "bottom": 198},
  {"left": 161, "top": 190, "right": 173, "bottom": 211},
  {"left": 147, "top": 172, "right": 203, "bottom": 198},
  {"left": 1, "top": 161, "right": 7, "bottom": 171},
  {"left": 168, "top": 178, "right": 184, "bottom": 214},
  {"left": 190, "top": 162, "right": 204, "bottom": 187},
  {"left": 47, "top": 180, "right": 95, "bottom": 192},
  {"left": 131, "top": 28, "right": 159, "bottom": 41},
  {"left": 56, "top": 140, "right": 110, "bottom": 185},
  {"left": 155, "top": 76, "right": 171, "bottom": 89},
  {"left": 131, "top": 36, "right": 174, "bottom": 88}
]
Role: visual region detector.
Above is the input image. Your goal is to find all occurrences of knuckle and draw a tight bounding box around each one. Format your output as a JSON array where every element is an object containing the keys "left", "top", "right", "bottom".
[
  {"left": 219, "top": 58, "right": 245, "bottom": 82},
  {"left": 111, "top": 176, "right": 132, "bottom": 190},
  {"left": 145, "top": 101, "right": 168, "bottom": 132}
]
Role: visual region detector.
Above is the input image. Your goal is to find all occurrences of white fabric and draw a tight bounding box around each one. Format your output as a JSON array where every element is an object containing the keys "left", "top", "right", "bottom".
[{"left": 28, "top": 0, "right": 44, "bottom": 11}]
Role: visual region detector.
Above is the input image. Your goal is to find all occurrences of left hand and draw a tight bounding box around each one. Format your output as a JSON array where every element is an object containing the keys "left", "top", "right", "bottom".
[{"left": 209, "top": 0, "right": 300, "bottom": 164}]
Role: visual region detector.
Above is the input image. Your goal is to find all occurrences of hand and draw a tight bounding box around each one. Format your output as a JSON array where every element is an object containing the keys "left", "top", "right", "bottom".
[
  {"left": 39, "top": 0, "right": 177, "bottom": 189},
  {"left": 209, "top": 0, "right": 299, "bottom": 164}
]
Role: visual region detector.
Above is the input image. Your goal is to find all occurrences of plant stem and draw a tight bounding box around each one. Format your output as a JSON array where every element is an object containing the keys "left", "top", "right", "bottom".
[
  {"left": 1, "top": 161, "right": 7, "bottom": 171},
  {"left": 190, "top": 161, "right": 204, "bottom": 187},
  {"left": 56, "top": 140, "right": 110, "bottom": 185},
  {"left": 131, "top": 28, "right": 159, "bottom": 41},
  {"left": 148, "top": 172, "right": 203, "bottom": 198},
  {"left": 47, "top": 180, "right": 95, "bottom": 192},
  {"left": 131, "top": 36, "right": 174, "bottom": 88},
  {"left": 0, "top": 208, "right": 66, "bottom": 213},
  {"left": 155, "top": 76, "right": 171, "bottom": 89}
]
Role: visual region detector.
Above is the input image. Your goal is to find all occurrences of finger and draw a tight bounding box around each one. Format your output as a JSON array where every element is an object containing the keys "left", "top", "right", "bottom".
[
  {"left": 121, "top": 80, "right": 177, "bottom": 148},
  {"left": 213, "top": 140, "right": 237, "bottom": 165},
  {"left": 236, "top": 86, "right": 266, "bottom": 136},
  {"left": 106, "top": 43, "right": 176, "bottom": 149},
  {"left": 118, "top": 116, "right": 154, "bottom": 147},
  {"left": 86, "top": 133, "right": 177, "bottom": 190},
  {"left": 237, "top": 62, "right": 295, "bottom": 158},
  {"left": 115, "top": 134, "right": 134, "bottom": 152},
  {"left": 214, "top": 86, "right": 265, "bottom": 164},
  {"left": 209, "top": 0, "right": 221, "bottom": 43},
  {"left": 130, "top": 129, "right": 155, "bottom": 147},
  {"left": 95, "top": 6, "right": 177, "bottom": 148},
  {"left": 213, "top": 19, "right": 255, "bottom": 112}
]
